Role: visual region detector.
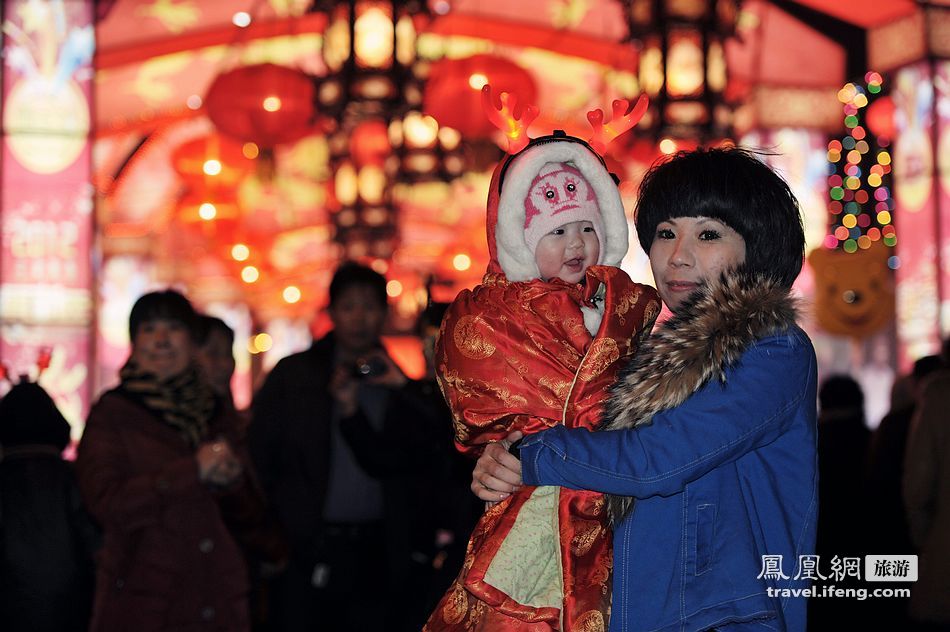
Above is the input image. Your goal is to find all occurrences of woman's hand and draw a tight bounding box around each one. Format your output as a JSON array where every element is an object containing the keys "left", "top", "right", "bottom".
[
  {"left": 472, "top": 431, "right": 524, "bottom": 502},
  {"left": 196, "top": 439, "right": 243, "bottom": 487}
]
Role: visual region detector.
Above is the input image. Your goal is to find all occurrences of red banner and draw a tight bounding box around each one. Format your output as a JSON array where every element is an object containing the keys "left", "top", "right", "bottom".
[
  {"left": 1, "top": 0, "right": 94, "bottom": 421},
  {"left": 893, "top": 62, "right": 940, "bottom": 368}
]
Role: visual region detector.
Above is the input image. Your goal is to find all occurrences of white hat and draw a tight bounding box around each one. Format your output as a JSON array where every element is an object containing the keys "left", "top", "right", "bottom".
[{"left": 523, "top": 162, "right": 605, "bottom": 257}]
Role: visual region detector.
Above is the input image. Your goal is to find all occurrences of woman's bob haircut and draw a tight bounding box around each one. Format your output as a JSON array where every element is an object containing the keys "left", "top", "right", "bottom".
[{"left": 634, "top": 147, "right": 806, "bottom": 289}]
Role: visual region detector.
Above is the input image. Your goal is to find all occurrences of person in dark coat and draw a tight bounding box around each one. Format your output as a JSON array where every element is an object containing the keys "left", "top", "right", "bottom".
[
  {"left": 77, "top": 289, "right": 277, "bottom": 632},
  {"left": 0, "top": 380, "right": 99, "bottom": 632},
  {"left": 247, "top": 262, "right": 443, "bottom": 632},
  {"left": 816, "top": 374, "right": 871, "bottom": 558},
  {"left": 867, "top": 355, "right": 943, "bottom": 553}
]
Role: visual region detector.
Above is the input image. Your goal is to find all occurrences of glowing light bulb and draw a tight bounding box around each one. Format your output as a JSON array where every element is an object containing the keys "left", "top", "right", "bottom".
[
  {"left": 198, "top": 203, "right": 217, "bottom": 220},
  {"left": 453, "top": 253, "right": 471, "bottom": 271},
  {"left": 253, "top": 333, "right": 273, "bottom": 352},
  {"left": 659, "top": 138, "right": 677, "bottom": 154},
  {"left": 231, "top": 244, "right": 250, "bottom": 261},
  {"left": 283, "top": 286, "right": 302, "bottom": 304},
  {"left": 468, "top": 73, "right": 489, "bottom": 90}
]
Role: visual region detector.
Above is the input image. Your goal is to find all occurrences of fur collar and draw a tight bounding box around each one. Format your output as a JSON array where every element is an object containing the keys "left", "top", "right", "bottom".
[{"left": 602, "top": 272, "right": 800, "bottom": 522}]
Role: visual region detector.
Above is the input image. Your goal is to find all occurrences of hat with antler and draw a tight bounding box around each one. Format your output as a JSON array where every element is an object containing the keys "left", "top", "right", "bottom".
[{"left": 482, "top": 86, "right": 649, "bottom": 281}]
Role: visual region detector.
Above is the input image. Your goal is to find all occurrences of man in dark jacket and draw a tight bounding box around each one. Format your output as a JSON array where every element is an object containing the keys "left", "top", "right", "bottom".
[{"left": 248, "top": 262, "right": 443, "bottom": 632}]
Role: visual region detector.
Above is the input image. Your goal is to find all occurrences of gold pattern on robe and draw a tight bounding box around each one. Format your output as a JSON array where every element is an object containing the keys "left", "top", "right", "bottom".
[
  {"left": 612, "top": 286, "right": 644, "bottom": 326},
  {"left": 578, "top": 338, "right": 620, "bottom": 382},
  {"left": 507, "top": 354, "right": 532, "bottom": 377},
  {"left": 537, "top": 303, "right": 563, "bottom": 324},
  {"left": 442, "top": 582, "right": 469, "bottom": 625},
  {"left": 489, "top": 385, "right": 529, "bottom": 409},
  {"left": 564, "top": 315, "right": 587, "bottom": 339},
  {"left": 590, "top": 495, "right": 606, "bottom": 514},
  {"left": 591, "top": 556, "right": 611, "bottom": 587},
  {"left": 575, "top": 609, "right": 606, "bottom": 632},
  {"left": 571, "top": 520, "right": 603, "bottom": 556},
  {"left": 439, "top": 368, "right": 480, "bottom": 400},
  {"left": 465, "top": 599, "right": 488, "bottom": 631},
  {"left": 454, "top": 315, "right": 497, "bottom": 359},
  {"left": 642, "top": 300, "right": 661, "bottom": 329},
  {"left": 538, "top": 375, "right": 572, "bottom": 409},
  {"left": 452, "top": 417, "right": 470, "bottom": 444},
  {"left": 554, "top": 340, "right": 584, "bottom": 368}
]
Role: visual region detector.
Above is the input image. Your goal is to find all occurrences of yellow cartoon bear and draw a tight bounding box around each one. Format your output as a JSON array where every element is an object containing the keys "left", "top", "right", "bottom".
[{"left": 807, "top": 242, "right": 895, "bottom": 337}]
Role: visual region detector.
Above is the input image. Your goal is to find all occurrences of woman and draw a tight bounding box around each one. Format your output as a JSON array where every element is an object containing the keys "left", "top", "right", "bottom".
[
  {"left": 474, "top": 148, "right": 818, "bottom": 632},
  {"left": 77, "top": 290, "right": 268, "bottom": 631}
]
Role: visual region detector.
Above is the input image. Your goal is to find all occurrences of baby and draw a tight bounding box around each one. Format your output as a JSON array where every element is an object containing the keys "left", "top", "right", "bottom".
[{"left": 424, "top": 133, "right": 660, "bottom": 632}]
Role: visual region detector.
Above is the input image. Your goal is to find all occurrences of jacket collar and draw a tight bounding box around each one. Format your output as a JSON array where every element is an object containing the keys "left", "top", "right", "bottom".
[
  {"left": 602, "top": 271, "right": 799, "bottom": 522},
  {"left": 603, "top": 271, "right": 800, "bottom": 435}
]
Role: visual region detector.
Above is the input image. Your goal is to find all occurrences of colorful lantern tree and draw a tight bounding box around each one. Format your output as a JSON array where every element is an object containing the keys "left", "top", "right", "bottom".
[{"left": 823, "top": 72, "right": 897, "bottom": 258}]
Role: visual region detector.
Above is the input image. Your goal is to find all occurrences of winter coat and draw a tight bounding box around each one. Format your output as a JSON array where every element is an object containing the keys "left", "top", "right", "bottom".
[
  {"left": 0, "top": 446, "right": 98, "bottom": 632},
  {"left": 426, "top": 135, "right": 660, "bottom": 631},
  {"left": 903, "top": 370, "right": 950, "bottom": 623},
  {"left": 520, "top": 274, "right": 819, "bottom": 632},
  {"left": 77, "top": 390, "right": 258, "bottom": 632}
]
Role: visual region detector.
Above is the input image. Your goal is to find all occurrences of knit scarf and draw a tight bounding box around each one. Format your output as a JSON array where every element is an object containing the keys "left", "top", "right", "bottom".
[{"left": 119, "top": 359, "right": 216, "bottom": 448}]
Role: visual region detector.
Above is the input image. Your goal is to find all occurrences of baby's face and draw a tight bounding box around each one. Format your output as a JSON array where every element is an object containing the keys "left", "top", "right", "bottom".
[{"left": 535, "top": 220, "right": 600, "bottom": 284}]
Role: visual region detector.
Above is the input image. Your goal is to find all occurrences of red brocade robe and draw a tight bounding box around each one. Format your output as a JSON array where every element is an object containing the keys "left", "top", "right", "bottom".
[{"left": 426, "top": 266, "right": 660, "bottom": 632}]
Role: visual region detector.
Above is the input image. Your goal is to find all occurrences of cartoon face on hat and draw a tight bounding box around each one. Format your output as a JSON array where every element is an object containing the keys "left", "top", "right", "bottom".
[{"left": 524, "top": 162, "right": 605, "bottom": 258}]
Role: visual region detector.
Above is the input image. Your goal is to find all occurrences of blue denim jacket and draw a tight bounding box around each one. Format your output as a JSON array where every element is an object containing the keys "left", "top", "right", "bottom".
[{"left": 520, "top": 327, "right": 818, "bottom": 632}]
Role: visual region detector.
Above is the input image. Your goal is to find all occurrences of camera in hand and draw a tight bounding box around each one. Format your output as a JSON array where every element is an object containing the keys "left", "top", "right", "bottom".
[{"left": 352, "top": 357, "right": 387, "bottom": 378}]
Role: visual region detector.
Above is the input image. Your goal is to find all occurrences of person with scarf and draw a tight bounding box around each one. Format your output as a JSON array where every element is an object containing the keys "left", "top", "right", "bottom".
[
  {"left": 424, "top": 132, "right": 660, "bottom": 631},
  {"left": 474, "top": 148, "right": 819, "bottom": 632},
  {"left": 77, "top": 290, "right": 276, "bottom": 632}
]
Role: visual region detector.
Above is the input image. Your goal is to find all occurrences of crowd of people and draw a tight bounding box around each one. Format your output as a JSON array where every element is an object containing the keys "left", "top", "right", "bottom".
[{"left": 1, "top": 145, "right": 948, "bottom": 632}]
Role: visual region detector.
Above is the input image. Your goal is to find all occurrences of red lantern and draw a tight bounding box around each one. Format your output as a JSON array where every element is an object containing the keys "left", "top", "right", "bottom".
[
  {"left": 171, "top": 134, "right": 255, "bottom": 189},
  {"left": 423, "top": 54, "right": 537, "bottom": 138},
  {"left": 205, "top": 63, "right": 319, "bottom": 147},
  {"left": 865, "top": 96, "right": 895, "bottom": 140},
  {"left": 349, "top": 119, "right": 391, "bottom": 166},
  {"left": 175, "top": 188, "right": 242, "bottom": 247}
]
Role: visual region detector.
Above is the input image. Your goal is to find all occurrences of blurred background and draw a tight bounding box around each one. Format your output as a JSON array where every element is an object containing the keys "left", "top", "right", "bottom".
[{"left": 1, "top": 0, "right": 947, "bottom": 440}]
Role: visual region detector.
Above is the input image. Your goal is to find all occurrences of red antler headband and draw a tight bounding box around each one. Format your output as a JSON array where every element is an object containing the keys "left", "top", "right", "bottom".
[
  {"left": 481, "top": 84, "right": 649, "bottom": 156},
  {"left": 586, "top": 95, "right": 649, "bottom": 155},
  {"left": 481, "top": 85, "right": 539, "bottom": 154}
]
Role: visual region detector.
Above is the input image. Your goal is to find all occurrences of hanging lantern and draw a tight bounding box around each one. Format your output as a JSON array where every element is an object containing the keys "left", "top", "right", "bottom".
[
  {"left": 385, "top": 111, "right": 465, "bottom": 183},
  {"left": 311, "top": 0, "right": 431, "bottom": 261},
  {"left": 176, "top": 190, "right": 240, "bottom": 223},
  {"left": 422, "top": 54, "right": 538, "bottom": 138},
  {"left": 865, "top": 95, "right": 896, "bottom": 140},
  {"left": 204, "top": 63, "right": 319, "bottom": 147},
  {"left": 623, "top": 0, "right": 739, "bottom": 141},
  {"left": 175, "top": 188, "right": 242, "bottom": 247},
  {"left": 171, "top": 134, "right": 255, "bottom": 189},
  {"left": 313, "top": 0, "right": 430, "bottom": 121},
  {"left": 350, "top": 119, "right": 392, "bottom": 166}
]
